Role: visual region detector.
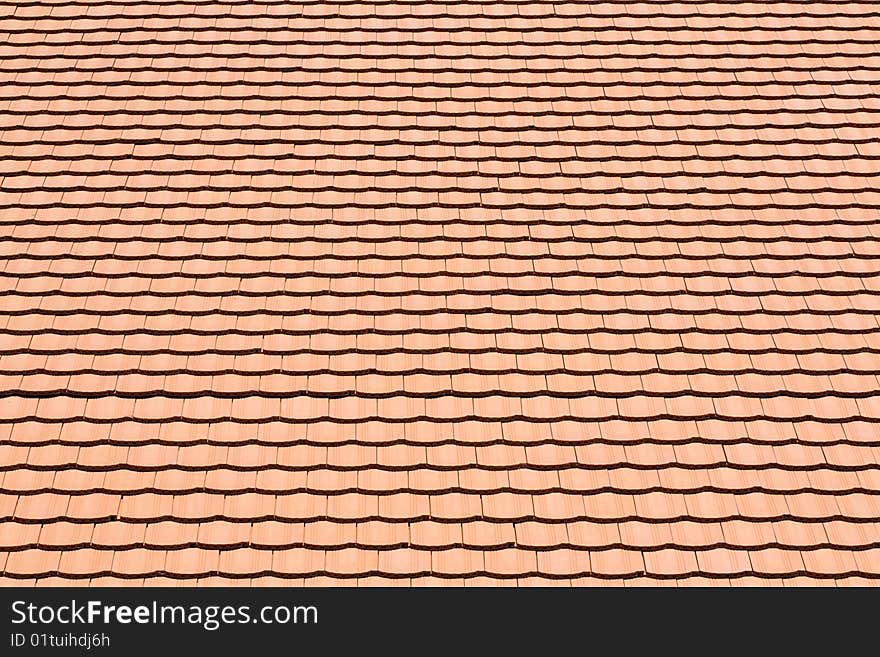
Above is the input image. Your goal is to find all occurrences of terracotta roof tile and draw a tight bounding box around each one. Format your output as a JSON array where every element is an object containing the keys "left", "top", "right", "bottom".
[{"left": 1, "top": 0, "right": 879, "bottom": 586}]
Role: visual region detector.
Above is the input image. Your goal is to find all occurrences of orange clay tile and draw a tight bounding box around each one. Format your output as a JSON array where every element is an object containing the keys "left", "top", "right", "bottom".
[{"left": 1, "top": 0, "right": 880, "bottom": 589}]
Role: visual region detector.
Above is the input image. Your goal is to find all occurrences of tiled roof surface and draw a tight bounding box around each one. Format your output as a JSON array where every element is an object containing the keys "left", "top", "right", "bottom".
[{"left": 1, "top": 0, "right": 880, "bottom": 586}]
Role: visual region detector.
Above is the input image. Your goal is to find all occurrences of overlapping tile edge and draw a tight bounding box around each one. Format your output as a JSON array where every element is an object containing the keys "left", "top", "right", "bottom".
[{"left": 0, "top": 0, "right": 879, "bottom": 586}]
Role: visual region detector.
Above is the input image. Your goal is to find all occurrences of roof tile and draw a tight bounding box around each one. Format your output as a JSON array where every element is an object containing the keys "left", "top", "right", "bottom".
[{"left": 1, "top": 0, "right": 879, "bottom": 586}]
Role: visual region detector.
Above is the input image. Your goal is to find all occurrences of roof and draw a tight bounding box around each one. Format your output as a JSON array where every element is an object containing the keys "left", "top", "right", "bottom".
[{"left": 1, "top": 0, "right": 880, "bottom": 586}]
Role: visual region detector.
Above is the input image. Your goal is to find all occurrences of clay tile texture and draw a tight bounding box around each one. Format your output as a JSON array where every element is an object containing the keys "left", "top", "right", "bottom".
[{"left": 0, "top": 0, "right": 880, "bottom": 588}]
